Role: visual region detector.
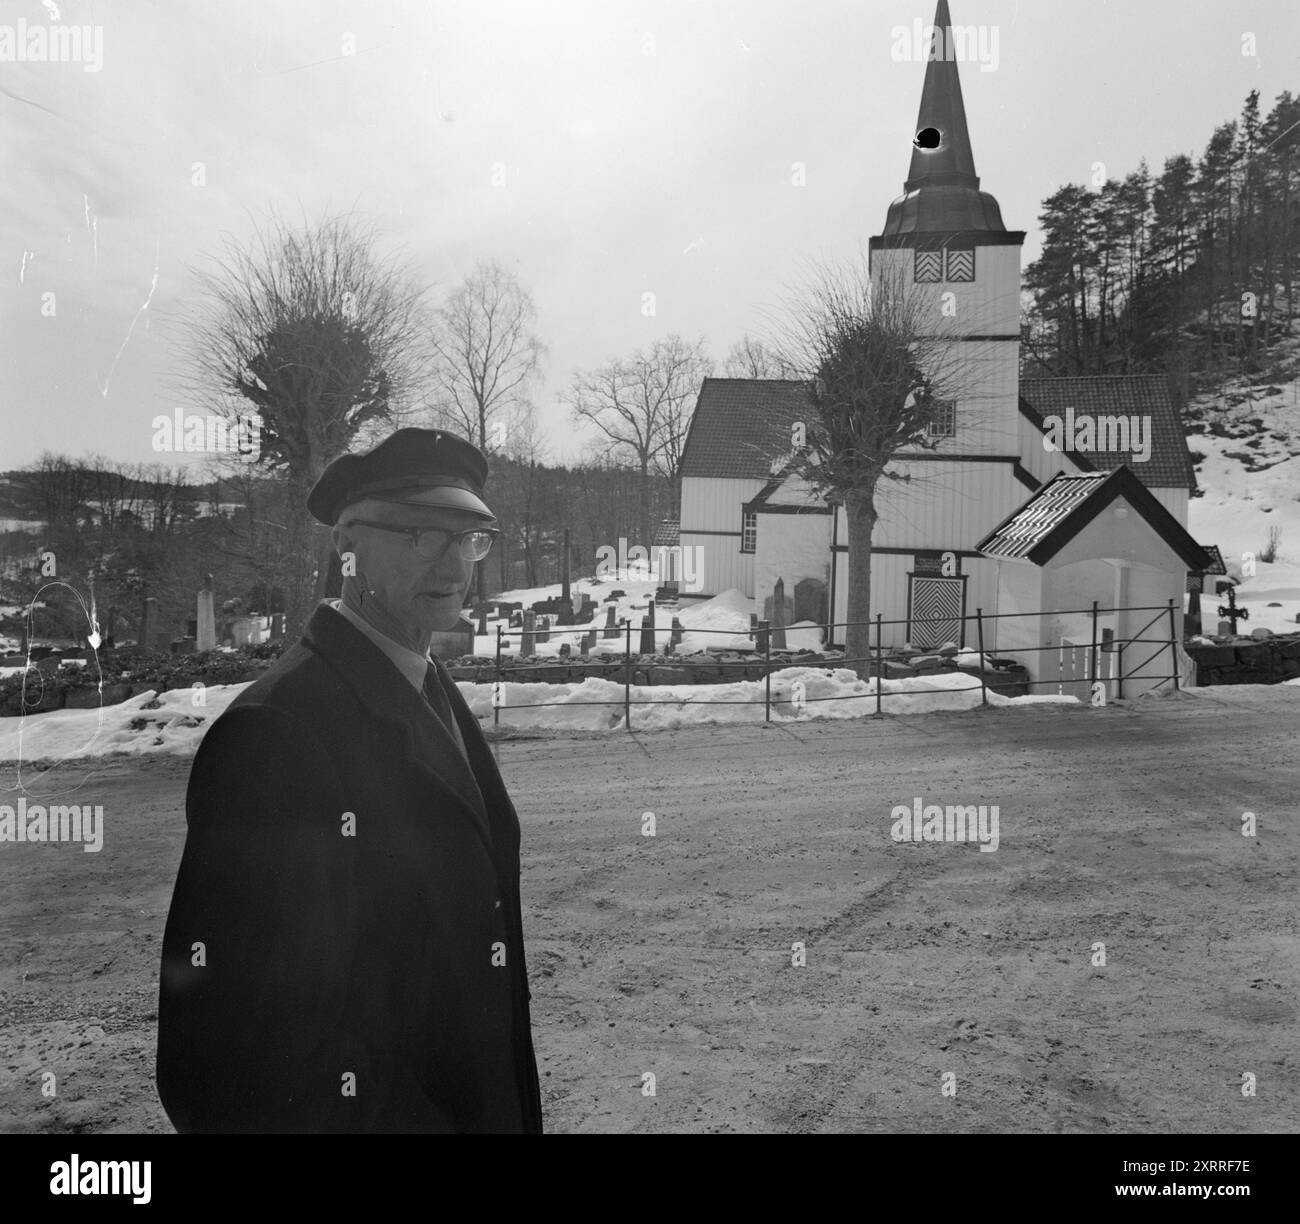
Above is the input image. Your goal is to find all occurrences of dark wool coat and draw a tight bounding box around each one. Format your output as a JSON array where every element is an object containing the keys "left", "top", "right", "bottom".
[{"left": 156, "top": 603, "right": 543, "bottom": 1133}]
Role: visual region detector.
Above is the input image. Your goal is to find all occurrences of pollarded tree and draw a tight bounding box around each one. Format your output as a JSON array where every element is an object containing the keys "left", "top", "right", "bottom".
[
  {"left": 177, "top": 210, "right": 430, "bottom": 630},
  {"left": 771, "top": 257, "right": 970, "bottom": 680}
]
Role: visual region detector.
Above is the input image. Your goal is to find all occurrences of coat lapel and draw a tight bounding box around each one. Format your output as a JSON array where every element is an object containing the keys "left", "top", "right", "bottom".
[
  {"left": 434, "top": 656, "right": 516, "bottom": 828},
  {"left": 300, "top": 604, "right": 493, "bottom": 852}
]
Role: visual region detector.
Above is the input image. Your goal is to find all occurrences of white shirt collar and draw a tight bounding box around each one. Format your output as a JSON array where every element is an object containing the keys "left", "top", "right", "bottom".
[{"left": 329, "top": 598, "right": 430, "bottom": 693}]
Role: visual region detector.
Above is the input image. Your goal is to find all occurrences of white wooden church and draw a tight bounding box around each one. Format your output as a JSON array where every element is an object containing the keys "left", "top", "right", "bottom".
[{"left": 677, "top": 0, "right": 1211, "bottom": 685}]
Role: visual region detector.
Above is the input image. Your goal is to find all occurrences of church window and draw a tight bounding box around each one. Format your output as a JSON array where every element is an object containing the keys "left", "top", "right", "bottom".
[
  {"left": 927, "top": 399, "right": 956, "bottom": 437},
  {"left": 741, "top": 510, "right": 757, "bottom": 553}
]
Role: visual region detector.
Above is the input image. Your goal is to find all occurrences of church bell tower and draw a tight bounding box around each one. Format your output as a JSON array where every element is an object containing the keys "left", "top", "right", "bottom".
[{"left": 871, "top": 0, "right": 1026, "bottom": 453}]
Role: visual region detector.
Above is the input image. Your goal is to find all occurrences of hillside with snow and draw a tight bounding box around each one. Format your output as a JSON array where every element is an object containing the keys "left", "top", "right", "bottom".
[{"left": 1185, "top": 337, "right": 1300, "bottom": 634}]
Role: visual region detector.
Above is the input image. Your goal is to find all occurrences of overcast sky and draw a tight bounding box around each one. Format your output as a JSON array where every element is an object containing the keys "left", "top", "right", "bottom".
[{"left": 2, "top": 0, "right": 1297, "bottom": 475}]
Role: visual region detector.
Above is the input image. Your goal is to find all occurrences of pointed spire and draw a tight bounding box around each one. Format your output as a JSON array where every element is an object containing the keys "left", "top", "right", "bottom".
[
  {"left": 877, "top": 0, "right": 1012, "bottom": 239},
  {"left": 905, "top": 0, "right": 979, "bottom": 191}
]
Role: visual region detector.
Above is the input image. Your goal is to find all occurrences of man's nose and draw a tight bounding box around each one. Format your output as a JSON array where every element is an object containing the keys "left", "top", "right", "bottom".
[{"left": 432, "top": 545, "right": 471, "bottom": 582}]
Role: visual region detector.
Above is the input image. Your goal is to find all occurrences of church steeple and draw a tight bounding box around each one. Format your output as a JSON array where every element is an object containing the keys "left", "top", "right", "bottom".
[
  {"left": 904, "top": 0, "right": 978, "bottom": 191},
  {"left": 880, "top": 0, "right": 1010, "bottom": 239}
]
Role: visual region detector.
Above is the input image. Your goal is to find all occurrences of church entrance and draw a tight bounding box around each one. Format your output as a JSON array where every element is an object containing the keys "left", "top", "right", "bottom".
[{"left": 907, "top": 574, "right": 967, "bottom": 650}]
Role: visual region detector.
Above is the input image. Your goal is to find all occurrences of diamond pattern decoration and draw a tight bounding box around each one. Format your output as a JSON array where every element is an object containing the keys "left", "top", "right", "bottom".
[{"left": 910, "top": 577, "right": 964, "bottom": 650}]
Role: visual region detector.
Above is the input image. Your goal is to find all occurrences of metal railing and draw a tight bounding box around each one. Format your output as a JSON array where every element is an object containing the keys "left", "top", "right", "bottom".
[{"left": 471, "top": 599, "right": 1188, "bottom": 729}]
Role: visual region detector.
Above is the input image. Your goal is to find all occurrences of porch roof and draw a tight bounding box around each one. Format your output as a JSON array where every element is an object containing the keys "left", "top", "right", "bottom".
[{"left": 976, "top": 466, "right": 1212, "bottom": 571}]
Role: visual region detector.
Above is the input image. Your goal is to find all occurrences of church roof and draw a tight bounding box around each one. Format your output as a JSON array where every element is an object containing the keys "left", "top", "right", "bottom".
[
  {"left": 679, "top": 378, "right": 812, "bottom": 480},
  {"left": 976, "top": 467, "right": 1211, "bottom": 570},
  {"left": 876, "top": 0, "right": 1018, "bottom": 244},
  {"left": 651, "top": 517, "right": 680, "bottom": 548},
  {"left": 681, "top": 375, "right": 1198, "bottom": 495},
  {"left": 1019, "top": 374, "right": 1197, "bottom": 493}
]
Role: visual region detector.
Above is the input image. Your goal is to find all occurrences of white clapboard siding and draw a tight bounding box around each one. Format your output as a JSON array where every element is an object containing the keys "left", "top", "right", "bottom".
[
  {"left": 681, "top": 475, "right": 766, "bottom": 596},
  {"left": 868, "top": 459, "right": 1028, "bottom": 551}
]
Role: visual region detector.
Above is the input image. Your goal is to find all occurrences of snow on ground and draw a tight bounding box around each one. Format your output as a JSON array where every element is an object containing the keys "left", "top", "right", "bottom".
[
  {"left": 0, "top": 669, "right": 1087, "bottom": 762},
  {"left": 1187, "top": 348, "right": 1300, "bottom": 634},
  {"left": 471, "top": 577, "right": 771, "bottom": 656},
  {"left": 3, "top": 662, "right": 1296, "bottom": 762},
  {"left": 0, "top": 684, "right": 247, "bottom": 764}
]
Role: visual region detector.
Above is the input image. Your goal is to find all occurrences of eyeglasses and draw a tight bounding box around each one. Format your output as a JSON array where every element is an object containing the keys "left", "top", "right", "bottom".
[{"left": 344, "top": 520, "right": 499, "bottom": 562}]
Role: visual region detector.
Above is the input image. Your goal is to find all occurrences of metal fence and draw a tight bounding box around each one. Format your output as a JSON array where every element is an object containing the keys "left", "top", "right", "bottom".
[{"left": 476, "top": 600, "right": 1188, "bottom": 729}]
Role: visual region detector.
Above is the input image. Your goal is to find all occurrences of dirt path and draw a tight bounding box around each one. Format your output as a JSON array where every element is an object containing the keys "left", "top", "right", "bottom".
[{"left": 2, "top": 689, "right": 1296, "bottom": 1133}]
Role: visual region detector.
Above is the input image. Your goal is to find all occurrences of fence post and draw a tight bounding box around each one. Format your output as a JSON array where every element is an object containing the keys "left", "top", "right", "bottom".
[
  {"left": 494, "top": 624, "right": 502, "bottom": 731},
  {"left": 875, "top": 612, "right": 883, "bottom": 717},
  {"left": 764, "top": 619, "right": 771, "bottom": 722},
  {"left": 976, "top": 608, "right": 988, "bottom": 707},
  {"left": 1167, "top": 599, "right": 1180, "bottom": 692},
  {"left": 624, "top": 618, "right": 632, "bottom": 730},
  {"left": 1090, "top": 600, "right": 1099, "bottom": 686}
]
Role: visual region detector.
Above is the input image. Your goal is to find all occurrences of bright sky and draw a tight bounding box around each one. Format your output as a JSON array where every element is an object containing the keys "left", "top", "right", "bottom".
[{"left": 2, "top": 0, "right": 1297, "bottom": 473}]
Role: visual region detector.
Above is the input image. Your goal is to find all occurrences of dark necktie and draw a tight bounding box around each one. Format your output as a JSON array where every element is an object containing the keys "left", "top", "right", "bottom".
[{"left": 422, "top": 661, "right": 469, "bottom": 762}]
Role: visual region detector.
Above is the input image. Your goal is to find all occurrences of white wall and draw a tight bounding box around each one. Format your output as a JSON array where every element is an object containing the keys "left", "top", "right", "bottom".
[
  {"left": 754, "top": 512, "right": 831, "bottom": 618},
  {"left": 681, "top": 475, "right": 766, "bottom": 596}
]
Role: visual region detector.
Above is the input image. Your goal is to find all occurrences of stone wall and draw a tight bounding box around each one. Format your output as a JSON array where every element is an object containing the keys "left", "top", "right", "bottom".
[{"left": 1184, "top": 630, "right": 1300, "bottom": 686}]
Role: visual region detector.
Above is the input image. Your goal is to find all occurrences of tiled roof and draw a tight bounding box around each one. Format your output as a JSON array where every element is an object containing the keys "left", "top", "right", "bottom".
[
  {"left": 680, "top": 379, "right": 813, "bottom": 480},
  {"left": 651, "top": 518, "right": 680, "bottom": 547},
  {"left": 1019, "top": 375, "right": 1196, "bottom": 492},
  {"left": 1194, "top": 543, "right": 1227, "bottom": 576},
  {"left": 977, "top": 467, "right": 1211, "bottom": 571}
]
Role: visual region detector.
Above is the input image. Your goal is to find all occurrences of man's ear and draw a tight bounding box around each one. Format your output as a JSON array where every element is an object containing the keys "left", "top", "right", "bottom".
[{"left": 332, "top": 521, "right": 355, "bottom": 565}]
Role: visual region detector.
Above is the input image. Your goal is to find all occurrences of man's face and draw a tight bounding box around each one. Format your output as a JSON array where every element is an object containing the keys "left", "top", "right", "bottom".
[{"left": 333, "top": 497, "right": 490, "bottom": 642}]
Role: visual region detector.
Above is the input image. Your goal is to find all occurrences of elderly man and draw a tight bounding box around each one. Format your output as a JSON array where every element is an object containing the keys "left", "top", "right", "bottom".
[{"left": 156, "top": 428, "right": 543, "bottom": 1133}]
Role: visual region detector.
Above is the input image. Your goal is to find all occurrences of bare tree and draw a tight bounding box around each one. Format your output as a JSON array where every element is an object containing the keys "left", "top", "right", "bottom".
[
  {"left": 175, "top": 209, "right": 430, "bottom": 630},
  {"left": 427, "top": 259, "right": 546, "bottom": 453},
  {"left": 562, "top": 333, "right": 712, "bottom": 546},
  {"left": 723, "top": 334, "right": 796, "bottom": 378},
  {"left": 770, "top": 257, "right": 971, "bottom": 679}
]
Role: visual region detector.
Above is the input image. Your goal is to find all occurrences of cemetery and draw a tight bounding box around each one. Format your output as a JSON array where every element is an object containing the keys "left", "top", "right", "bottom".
[{"left": 9, "top": 558, "right": 1300, "bottom": 719}]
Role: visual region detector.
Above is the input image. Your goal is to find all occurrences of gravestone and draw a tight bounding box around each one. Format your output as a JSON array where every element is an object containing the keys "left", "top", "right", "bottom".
[
  {"left": 537, "top": 615, "right": 550, "bottom": 644},
  {"left": 509, "top": 610, "right": 523, "bottom": 628},
  {"left": 602, "top": 605, "right": 620, "bottom": 639},
  {"left": 639, "top": 615, "right": 655, "bottom": 655},
  {"left": 755, "top": 619, "right": 770, "bottom": 653},
  {"left": 522, "top": 611, "right": 536, "bottom": 655},
  {"left": 139, "top": 597, "right": 158, "bottom": 652},
  {"left": 559, "top": 642, "right": 571, "bottom": 659},
  {"left": 761, "top": 588, "right": 796, "bottom": 626},
  {"left": 770, "top": 577, "right": 788, "bottom": 651},
  {"left": 477, "top": 607, "right": 488, "bottom": 636},
  {"left": 196, "top": 574, "right": 217, "bottom": 652},
  {"left": 793, "top": 576, "right": 828, "bottom": 628},
  {"left": 581, "top": 631, "right": 596, "bottom": 654},
  {"left": 670, "top": 617, "right": 684, "bottom": 646},
  {"left": 270, "top": 613, "right": 285, "bottom": 641}
]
